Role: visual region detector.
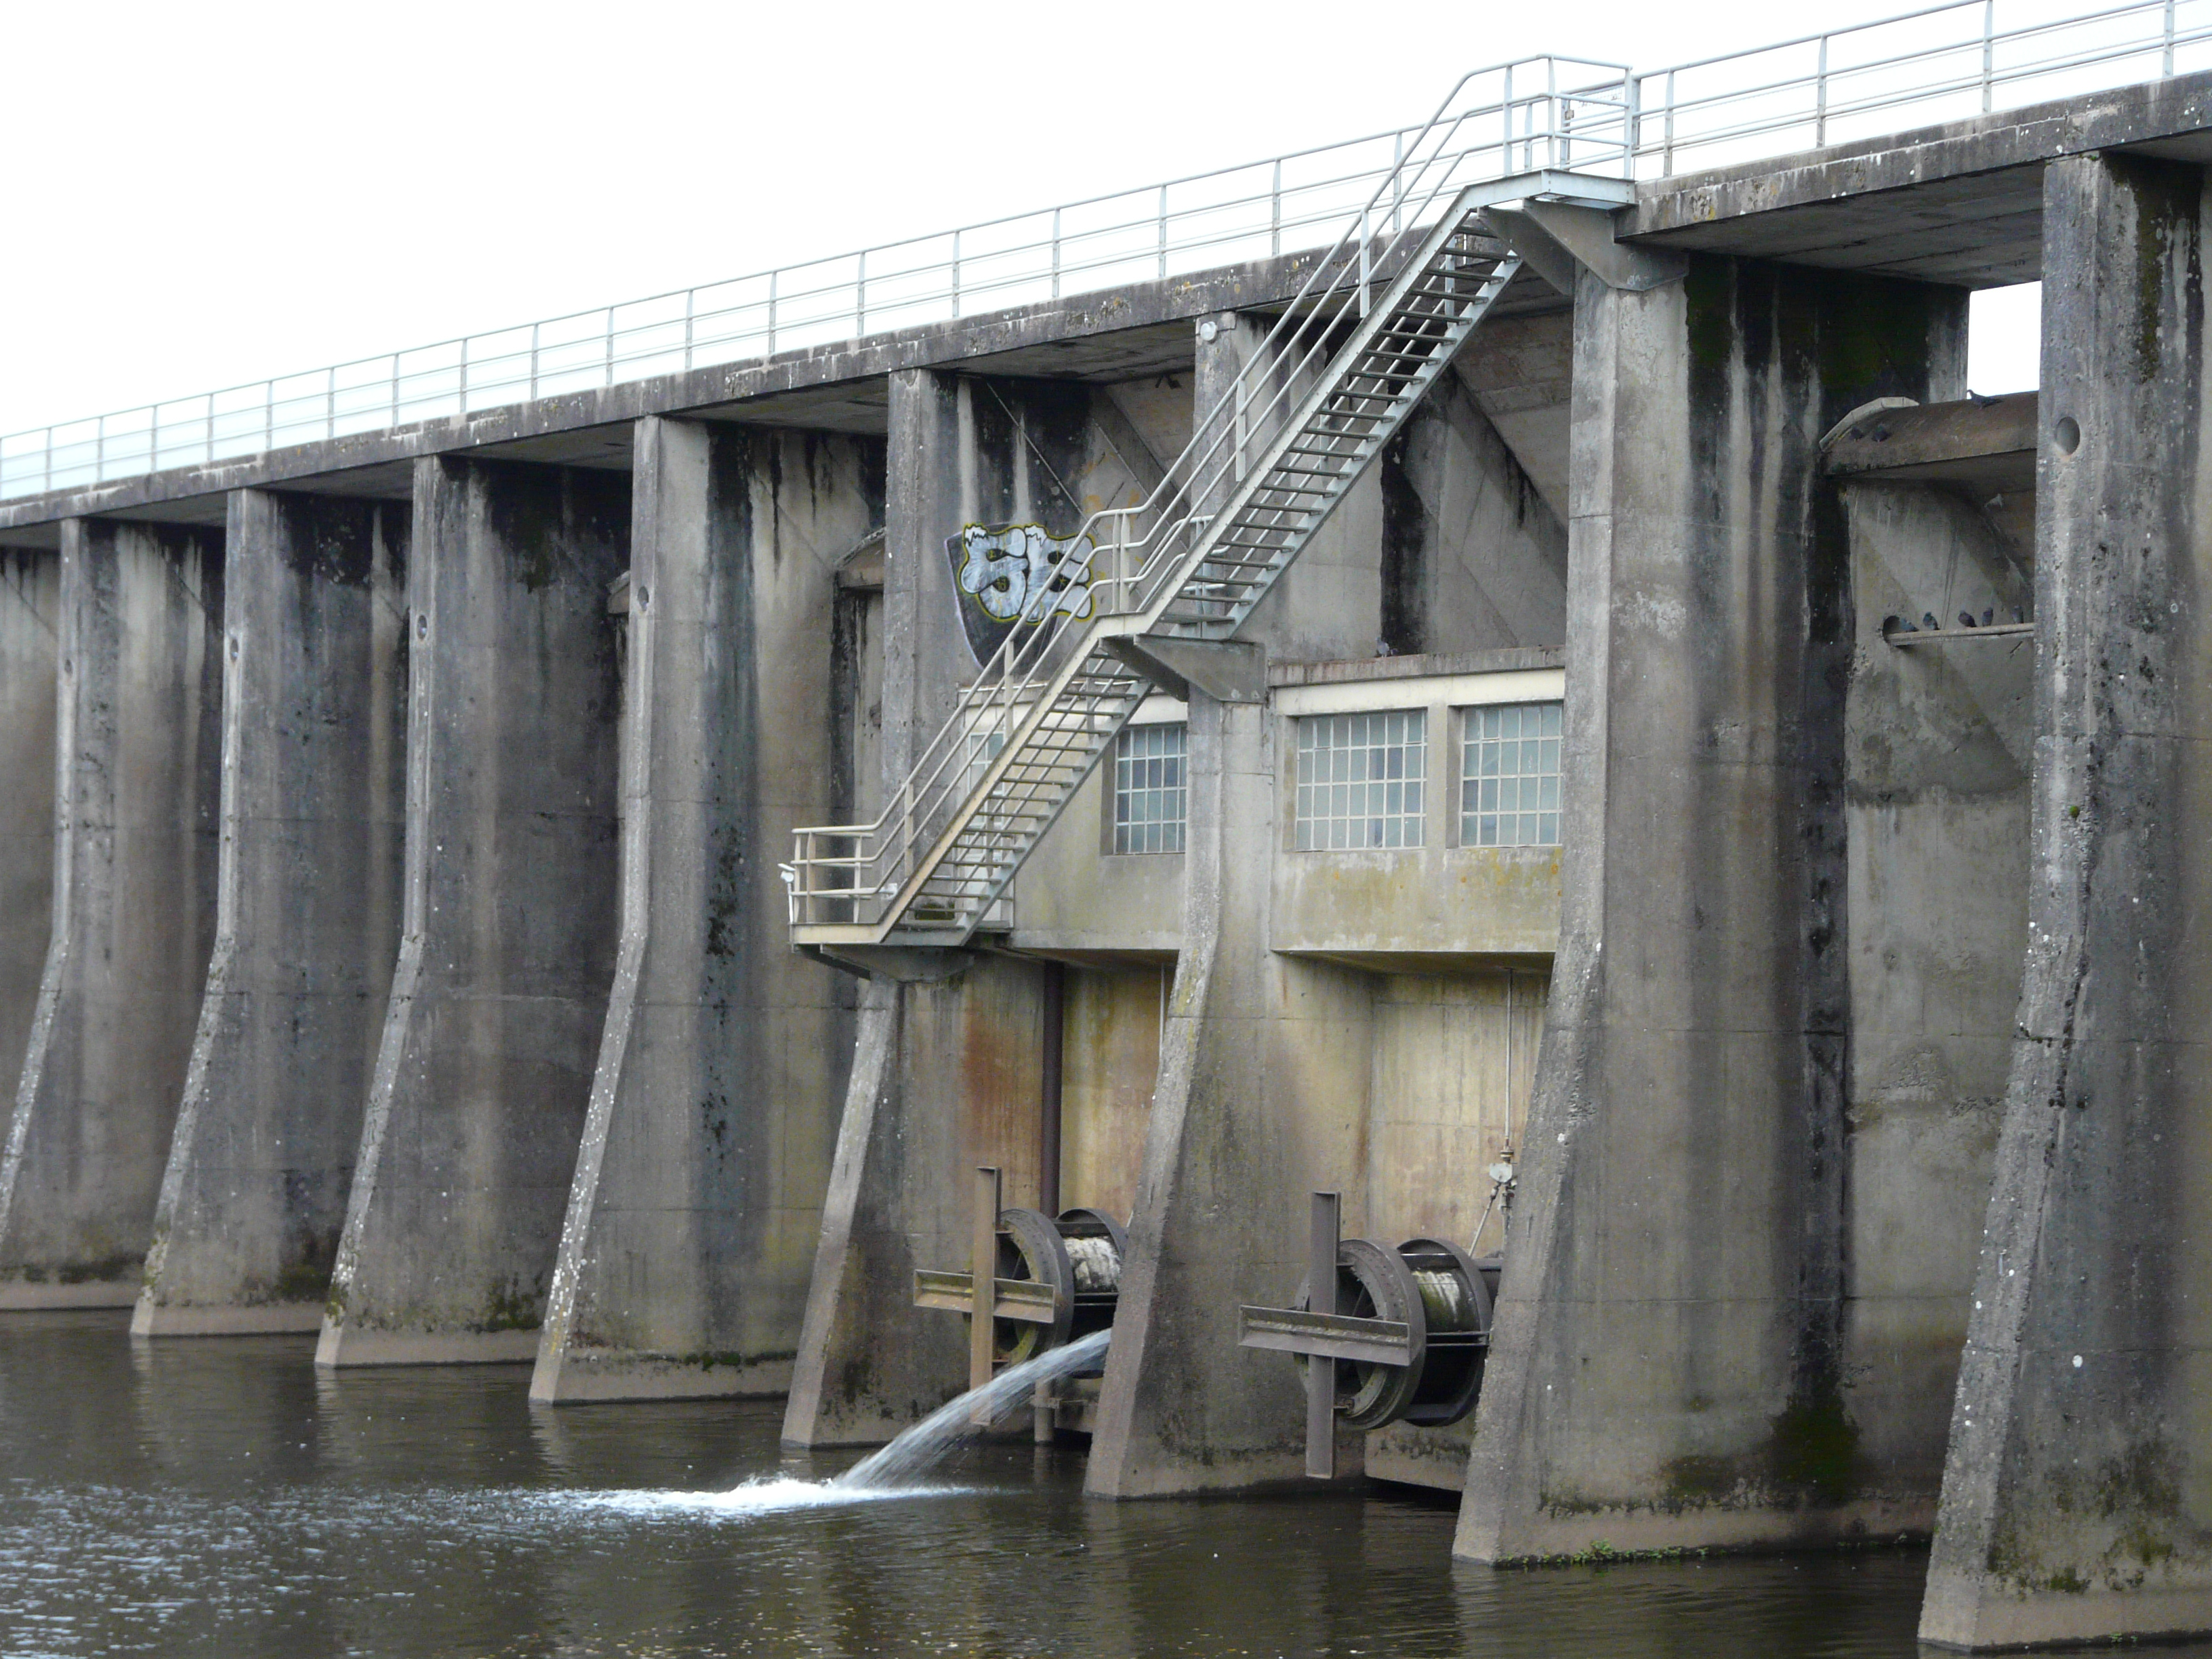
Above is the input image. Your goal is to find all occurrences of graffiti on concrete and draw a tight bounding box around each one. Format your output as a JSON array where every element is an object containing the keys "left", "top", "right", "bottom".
[{"left": 945, "top": 523, "right": 1094, "bottom": 661}]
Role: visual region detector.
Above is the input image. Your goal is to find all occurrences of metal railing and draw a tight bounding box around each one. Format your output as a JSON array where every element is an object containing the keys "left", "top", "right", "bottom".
[
  {"left": 783, "top": 63, "right": 1590, "bottom": 935},
  {"left": 4, "top": 0, "right": 2211, "bottom": 506}
]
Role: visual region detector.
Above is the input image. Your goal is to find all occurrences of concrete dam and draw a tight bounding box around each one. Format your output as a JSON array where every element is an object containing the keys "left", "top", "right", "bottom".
[{"left": 3, "top": 12, "right": 2212, "bottom": 1649}]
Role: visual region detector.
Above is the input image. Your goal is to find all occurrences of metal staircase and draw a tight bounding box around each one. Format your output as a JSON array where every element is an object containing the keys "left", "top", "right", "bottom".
[{"left": 787, "top": 62, "right": 1637, "bottom": 959}]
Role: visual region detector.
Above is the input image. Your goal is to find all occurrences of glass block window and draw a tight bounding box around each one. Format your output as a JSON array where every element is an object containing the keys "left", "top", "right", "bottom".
[
  {"left": 1112, "top": 723, "right": 1186, "bottom": 854},
  {"left": 1461, "top": 701, "right": 1563, "bottom": 847},
  {"left": 1294, "top": 710, "right": 1427, "bottom": 850}
]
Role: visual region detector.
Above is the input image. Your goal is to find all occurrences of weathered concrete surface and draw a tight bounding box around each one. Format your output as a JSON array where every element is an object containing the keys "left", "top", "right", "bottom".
[
  {"left": 1086, "top": 690, "right": 1374, "bottom": 1495},
  {"left": 1456, "top": 256, "right": 1968, "bottom": 1559},
  {"left": 0, "top": 519, "right": 222, "bottom": 1305},
  {"left": 0, "top": 552, "right": 57, "bottom": 1163},
  {"left": 783, "top": 368, "right": 1073, "bottom": 1444},
  {"left": 134, "top": 491, "right": 407, "bottom": 1336},
  {"left": 1921, "top": 152, "right": 2212, "bottom": 1652},
  {"left": 1838, "top": 480, "right": 2030, "bottom": 1525},
  {"left": 319, "top": 457, "right": 623, "bottom": 1365},
  {"left": 1626, "top": 68, "right": 2212, "bottom": 286},
  {"left": 1381, "top": 369, "right": 1567, "bottom": 656},
  {"left": 531, "top": 417, "right": 876, "bottom": 1402}
]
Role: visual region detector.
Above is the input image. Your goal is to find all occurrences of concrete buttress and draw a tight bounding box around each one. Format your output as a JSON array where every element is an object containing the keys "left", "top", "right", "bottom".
[
  {"left": 1456, "top": 256, "right": 1967, "bottom": 1557},
  {"left": 531, "top": 417, "right": 875, "bottom": 1402},
  {"left": 1919, "top": 152, "right": 2212, "bottom": 1650},
  {"left": 0, "top": 551, "right": 57, "bottom": 1166},
  {"left": 0, "top": 518, "right": 222, "bottom": 1304},
  {"left": 135, "top": 490, "right": 407, "bottom": 1334},
  {"left": 319, "top": 457, "right": 623, "bottom": 1364}
]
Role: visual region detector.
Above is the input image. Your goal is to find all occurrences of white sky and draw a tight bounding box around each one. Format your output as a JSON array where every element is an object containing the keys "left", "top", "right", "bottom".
[{"left": 0, "top": 0, "right": 2041, "bottom": 437}]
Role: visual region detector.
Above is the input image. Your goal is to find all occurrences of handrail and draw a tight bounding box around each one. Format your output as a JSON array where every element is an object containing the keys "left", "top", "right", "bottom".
[
  {"left": 783, "top": 62, "right": 1616, "bottom": 933},
  {"left": 8, "top": 0, "right": 2212, "bottom": 505}
]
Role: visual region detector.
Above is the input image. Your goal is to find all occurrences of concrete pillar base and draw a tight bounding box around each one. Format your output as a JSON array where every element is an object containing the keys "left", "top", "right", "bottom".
[
  {"left": 315, "top": 1326, "right": 539, "bottom": 1367},
  {"left": 131, "top": 1300, "right": 323, "bottom": 1336}
]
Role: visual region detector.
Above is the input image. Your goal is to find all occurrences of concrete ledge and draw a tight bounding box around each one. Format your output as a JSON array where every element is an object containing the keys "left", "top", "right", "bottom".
[
  {"left": 314, "top": 1326, "right": 541, "bottom": 1367},
  {"left": 531, "top": 1351, "right": 794, "bottom": 1404},
  {"left": 0, "top": 1279, "right": 139, "bottom": 1308},
  {"left": 129, "top": 1300, "right": 325, "bottom": 1336}
]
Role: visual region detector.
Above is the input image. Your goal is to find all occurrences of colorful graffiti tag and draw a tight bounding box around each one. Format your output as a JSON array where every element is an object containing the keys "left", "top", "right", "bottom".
[{"left": 943, "top": 523, "right": 1094, "bottom": 662}]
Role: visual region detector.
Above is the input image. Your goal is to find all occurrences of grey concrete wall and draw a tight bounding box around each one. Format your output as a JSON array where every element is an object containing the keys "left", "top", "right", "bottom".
[
  {"left": 532, "top": 417, "right": 878, "bottom": 1402},
  {"left": 1921, "top": 153, "right": 2212, "bottom": 1651},
  {"left": 136, "top": 491, "right": 408, "bottom": 1334},
  {"left": 785, "top": 368, "right": 1101, "bottom": 1445},
  {"left": 0, "top": 551, "right": 57, "bottom": 1162},
  {"left": 319, "top": 456, "right": 624, "bottom": 1364},
  {"left": 1457, "top": 257, "right": 1969, "bottom": 1559},
  {"left": 1837, "top": 480, "right": 2029, "bottom": 1503},
  {"left": 1057, "top": 964, "right": 1166, "bottom": 1225},
  {"left": 1087, "top": 689, "right": 1374, "bottom": 1494},
  {"left": 0, "top": 519, "right": 222, "bottom": 1304},
  {"left": 1380, "top": 370, "right": 1568, "bottom": 656}
]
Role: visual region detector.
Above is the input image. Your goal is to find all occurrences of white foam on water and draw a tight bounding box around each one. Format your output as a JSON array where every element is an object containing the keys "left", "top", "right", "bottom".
[{"left": 565, "top": 1476, "right": 963, "bottom": 1519}]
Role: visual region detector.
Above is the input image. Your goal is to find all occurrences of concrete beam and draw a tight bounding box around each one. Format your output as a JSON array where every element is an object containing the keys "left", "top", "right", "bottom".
[
  {"left": 134, "top": 491, "right": 407, "bottom": 1336},
  {"left": 1824, "top": 393, "right": 2038, "bottom": 497},
  {"left": 0, "top": 519, "right": 222, "bottom": 1305},
  {"left": 531, "top": 416, "right": 874, "bottom": 1402},
  {"left": 1456, "top": 255, "right": 1968, "bottom": 1559},
  {"left": 1101, "top": 636, "right": 1264, "bottom": 703},
  {"left": 1921, "top": 152, "right": 2212, "bottom": 1652},
  {"left": 319, "top": 456, "right": 623, "bottom": 1365}
]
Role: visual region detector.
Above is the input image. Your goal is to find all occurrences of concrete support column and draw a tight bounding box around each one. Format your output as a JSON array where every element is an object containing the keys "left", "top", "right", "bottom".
[
  {"left": 783, "top": 369, "right": 1052, "bottom": 1446},
  {"left": 0, "top": 519, "right": 222, "bottom": 1304},
  {"left": 0, "top": 549, "right": 58, "bottom": 1161},
  {"left": 1455, "top": 258, "right": 1964, "bottom": 1557},
  {"left": 531, "top": 417, "right": 874, "bottom": 1402},
  {"left": 1086, "top": 690, "right": 1370, "bottom": 1496},
  {"left": 135, "top": 491, "right": 407, "bottom": 1335},
  {"left": 1921, "top": 154, "right": 2212, "bottom": 1651},
  {"left": 319, "top": 457, "right": 623, "bottom": 1365}
]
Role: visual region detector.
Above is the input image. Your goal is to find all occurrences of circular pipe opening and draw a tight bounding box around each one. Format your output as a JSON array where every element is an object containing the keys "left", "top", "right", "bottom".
[{"left": 2053, "top": 415, "right": 2081, "bottom": 455}]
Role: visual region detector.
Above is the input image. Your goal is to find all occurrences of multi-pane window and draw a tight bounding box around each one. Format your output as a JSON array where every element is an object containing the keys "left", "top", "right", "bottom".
[
  {"left": 1294, "top": 710, "right": 1427, "bottom": 850},
  {"left": 1112, "top": 723, "right": 1187, "bottom": 854},
  {"left": 1460, "top": 701, "right": 1563, "bottom": 847}
]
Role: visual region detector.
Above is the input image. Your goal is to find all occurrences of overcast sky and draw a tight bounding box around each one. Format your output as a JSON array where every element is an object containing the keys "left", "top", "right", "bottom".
[{"left": 0, "top": 0, "right": 2039, "bottom": 439}]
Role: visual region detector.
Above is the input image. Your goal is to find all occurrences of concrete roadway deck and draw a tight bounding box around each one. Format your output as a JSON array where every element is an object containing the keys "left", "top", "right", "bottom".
[{"left": 7, "top": 67, "right": 2212, "bottom": 544}]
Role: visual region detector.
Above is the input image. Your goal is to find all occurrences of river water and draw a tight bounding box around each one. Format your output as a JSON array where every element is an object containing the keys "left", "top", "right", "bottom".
[{"left": 0, "top": 1308, "right": 2169, "bottom": 1659}]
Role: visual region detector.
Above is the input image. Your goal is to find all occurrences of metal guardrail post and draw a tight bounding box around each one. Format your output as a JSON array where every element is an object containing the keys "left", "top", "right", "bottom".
[
  {"left": 952, "top": 230, "right": 962, "bottom": 319},
  {"left": 326, "top": 367, "right": 335, "bottom": 441},
  {"left": 2167, "top": 0, "right": 2177, "bottom": 75},
  {"left": 1052, "top": 209, "right": 1062, "bottom": 299},
  {"left": 264, "top": 384, "right": 272, "bottom": 454},
  {"left": 1271, "top": 159, "right": 1282, "bottom": 256},
  {"left": 1983, "top": 0, "right": 1996, "bottom": 111},
  {"left": 205, "top": 392, "right": 215, "bottom": 466},
  {"left": 1817, "top": 35, "right": 1829, "bottom": 145},
  {"left": 43, "top": 429, "right": 51, "bottom": 493},
  {"left": 459, "top": 338, "right": 470, "bottom": 413},
  {"left": 1664, "top": 68, "right": 1677, "bottom": 173},
  {"left": 529, "top": 324, "right": 540, "bottom": 401},
  {"left": 857, "top": 250, "right": 867, "bottom": 336},
  {"left": 683, "top": 290, "right": 695, "bottom": 373},
  {"left": 769, "top": 270, "right": 779, "bottom": 355},
  {"left": 95, "top": 414, "right": 104, "bottom": 483},
  {"left": 1158, "top": 184, "right": 1168, "bottom": 279}
]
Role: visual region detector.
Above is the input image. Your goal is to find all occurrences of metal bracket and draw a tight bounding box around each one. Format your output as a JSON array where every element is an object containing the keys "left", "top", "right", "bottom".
[
  {"left": 1481, "top": 199, "right": 1686, "bottom": 293},
  {"left": 1101, "top": 635, "right": 1265, "bottom": 703}
]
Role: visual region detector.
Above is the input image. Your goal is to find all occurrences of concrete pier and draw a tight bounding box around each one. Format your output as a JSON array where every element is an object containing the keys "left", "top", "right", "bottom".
[
  {"left": 1920, "top": 152, "right": 2212, "bottom": 1651},
  {"left": 531, "top": 418, "right": 877, "bottom": 1402},
  {"left": 1457, "top": 258, "right": 1967, "bottom": 1559},
  {"left": 0, "top": 519, "right": 222, "bottom": 1305},
  {"left": 0, "top": 550, "right": 57, "bottom": 1163},
  {"left": 135, "top": 491, "right": 407, "bottom": 1335},
  {"left": 319, "top": 457, "right": 624, "bottom": 1365}
]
